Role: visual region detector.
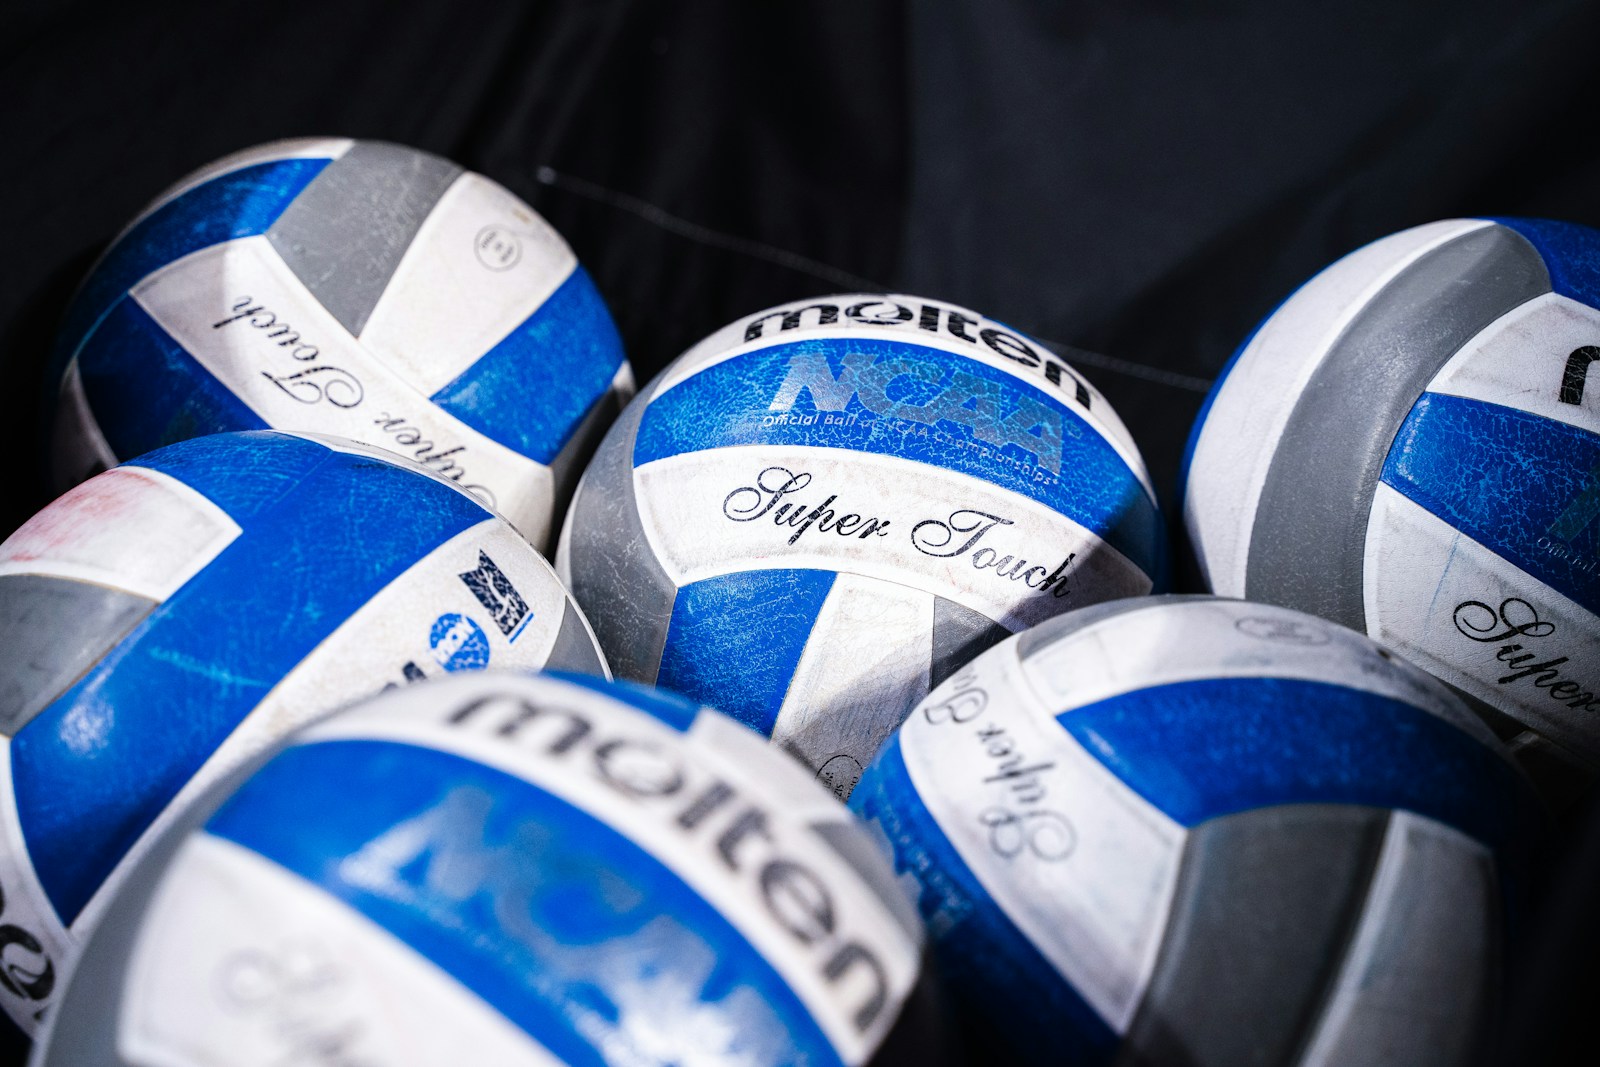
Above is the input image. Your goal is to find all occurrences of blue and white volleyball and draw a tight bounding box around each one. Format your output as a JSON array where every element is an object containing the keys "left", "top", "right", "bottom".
[
  {"left": 1185, "top": 218, "right": 1600, "bottom": 771},
  {"left": 558, "top": 294, "right": 1165, "bottom": 796},
  {"left": 48, "top": 137, "right": 632, "bottom": 550},
  {"left": 0, "top": 431, "right": 605, "bottom": 1036},
  {"left": 32, "top": 670, "right": 943, "bottom": 1067},
  {"left": 851, "top": 596, "right": 1537, "bottom": 1067}
]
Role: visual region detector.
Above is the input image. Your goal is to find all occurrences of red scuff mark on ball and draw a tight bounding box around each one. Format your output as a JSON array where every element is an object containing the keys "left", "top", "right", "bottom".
[{"left": 0, "top": 469, "right": 153, "bottom": 564}]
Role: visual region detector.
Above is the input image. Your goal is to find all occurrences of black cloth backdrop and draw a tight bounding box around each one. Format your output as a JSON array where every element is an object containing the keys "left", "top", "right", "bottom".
[{"left": 2, "top": 1, "right": 1598, "bottom": 1061}]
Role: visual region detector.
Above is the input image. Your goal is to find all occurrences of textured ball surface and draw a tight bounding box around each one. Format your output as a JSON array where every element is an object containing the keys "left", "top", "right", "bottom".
[
  {"left": 851, "top": 596, "right": 1536, "bottom": 1067},
  {"left": 49, "top": 137, "right": 632, "bottom": 549},
  {"left": 34, "top": 670, "right": 938, "bottom": 1067},
  {"left": 1185, "top": 218, "right": 1600, "bottom": 768},
  {"left": 558, "top": 294, "right": 1164, "bottom": 796},
  {"left": 0, "top": 431, "right": 605, "bottom": 1035}
]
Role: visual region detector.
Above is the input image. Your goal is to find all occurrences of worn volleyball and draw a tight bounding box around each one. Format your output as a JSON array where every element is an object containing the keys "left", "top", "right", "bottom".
[
  {"left": 48, "top": 137, "right": 632, "bottom": 550},
  {"left": 851, "top": 595, "right": 1537, "bottom": 1066},
  {"left": 1185, "top": 218, "right": 1600, "bottom": 771},
  {"left": 33, "top": 669, "right": 943, "bottom": 1067},
  {"left": 558, "top": 294, "right": 1164, "bottom": 795},
  {"left": 0, "top": 430, "right": 605, "bottom": 1036}
]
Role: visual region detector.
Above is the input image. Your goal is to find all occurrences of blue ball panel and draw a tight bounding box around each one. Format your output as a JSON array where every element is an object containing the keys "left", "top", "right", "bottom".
[
  {"left": 128, "top": 430, "right": 352, "bottom": 521},
  {"left": 850, "top": 733, "right": 1117, "bottom": 1065},
  {"left": 208, "top": 738, "right": 839, "bottom": 1067},
  {"left": 55, "top": 157, "right": 331, "bottom": 370},
  {"left": 77, "top": 297, "right": 268, "bottom": 458},
  {"left": 11, "top": 439, "right": 487, "bottom": 924},
  {"left": 1058, "top": 677, "right": 1527, "bottom": 852},
  {"left": 655, "top": 569, "right": 836, "bottom": 736},
  {"left": 633, "top": 338, "right": 1162, "bottom": 579},
  {"left": 430, "top": 265, "right": 626, "bottom": 465},
  {"left": 1382, "top": 391, "right": 1600, "bottom": 614},
  {"left": 1486, "top": 217, "right": 1600, "bottom": 312}
]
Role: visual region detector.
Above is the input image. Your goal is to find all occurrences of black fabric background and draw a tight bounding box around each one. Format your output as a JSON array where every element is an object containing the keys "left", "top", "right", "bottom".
[{"left": 2, "top": 1, "right": 1598, "bottom": 1061}]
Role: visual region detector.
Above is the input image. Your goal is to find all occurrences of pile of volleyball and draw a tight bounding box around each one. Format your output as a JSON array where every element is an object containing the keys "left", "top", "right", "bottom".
[{"left": 0, "top": 139, "right": 1590, "bottom": 1067}]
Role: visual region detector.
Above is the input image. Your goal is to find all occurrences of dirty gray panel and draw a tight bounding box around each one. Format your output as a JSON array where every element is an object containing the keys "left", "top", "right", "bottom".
[
  {"left": 769, "top": 577, "right": 929, "bottom": 800},
  {"left": 1246, "top": 224, "right": 1549, "bottom": 630},
  {"left": 561, "top": 390, "right": 678, "bottom": 683},
  {"left": 0, "top": 573, "right": 157, "bottom": 736},
  {"left": 808, "top": 819, "right": 923, "bottom": 942},
  {"left": 929, "top": 596, "right": 1010, "bottom": 689},
  {"left": 774, "top": 652, "right": 929, "bottom": 802},
  {"left": 541, "top": 600, "right": 607, "bottom": 678},
  {"left": 1297, "top": 813, "right": 1499, "bottom": 1067},
  {"left": 545, "top": 385, "right": 624, "bottom": 537},
  {"left": 1119, "top": 805, "right": 1390, "bottom": 1067},
  {"left": 267, "top": 141, "right": 462, "bottom": 337}
]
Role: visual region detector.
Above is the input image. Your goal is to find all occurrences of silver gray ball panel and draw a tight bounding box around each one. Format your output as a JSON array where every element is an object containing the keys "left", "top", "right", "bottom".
[
  {"left": 1245, "top": 224, "right": 1550, "bottom": 630},
  {"left": 1118, "top": 805, "right": 1392, "bottom": 1067},
  {"left": 807, "top": 820, "right": 924, "bottom": 944},
  {"left": 546, "top": 387, "right": 625, "bottom": 532},
  {"left": 265, "top": 142, "right": 463, "bottom": 338},
  {"left": 0, "top": 573, "right": 156, "bottom": 737},
  {"left": 779, "top": 680, "right": 918, "bottom": 797},
  {"left": 1300, "top": 818, "right": 1498, "bottom": 1067},
  {"left": 542, "top": 601, "right": 608, "bottom": 676},
  {"left": 930, "top": 596, "right": 1009, "bottom": 690},
  {"left": 562, "top": 390, "right": 678, "bottom": 682}
]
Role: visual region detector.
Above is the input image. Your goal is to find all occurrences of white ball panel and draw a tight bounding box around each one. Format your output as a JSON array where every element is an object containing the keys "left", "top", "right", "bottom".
[
  {"left": 1017, "top": 597, "right": 1484, "bottom": 739},
  {"left": 0, "top": 465, "right": 239, "bottom": 602},
  {"left": 118, "top": 833, "right": 564, "bottom": 1067},
  {"left": 132, "top": 238, "right": 554, "bottom": 540},
  {"left": 897, "top": 645, "right": 1185, "bottom": 1034},
  {"left": 359, "top": 172, "right": 579, "bottom": 395},
  {"left": 634, "top": 445, "right": 1148, "bottom": 631},
  {"left": 1364, "top": 483, "right": 1600, "bottom": 758},
  {"left": 1423, "top": 291, "right": 1600, "bottom": 436}
]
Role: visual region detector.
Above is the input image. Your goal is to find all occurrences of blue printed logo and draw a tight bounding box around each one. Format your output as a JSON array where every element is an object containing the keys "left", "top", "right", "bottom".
[
  {"left": 768, "top": 349, "right": 1067, "bottom": 475},
  {"left": 338, "top": 783, "right": 802, "bottom": 1064},
  {"left": 429, "top": 613, "right": 490, "bottom": 672}
]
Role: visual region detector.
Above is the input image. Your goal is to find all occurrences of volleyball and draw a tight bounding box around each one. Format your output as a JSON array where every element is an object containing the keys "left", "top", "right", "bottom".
[
  {"left": 1185, "top": 218, "right": 1600, "bottom": 772},
  {"left": 559, "top": 294, "right": 1164, "bottom": 796},
  {"left": 32, "top": 670, "right": 944, "bottom": 1066},
  {"left": 0, "top": 431, "right": 604, "bottom": 1035},
  {"left": 852, "top": 595, "right": 1537, "bottom": 1065},
  {"left": 47, "top": 138, "right": 632, "bottom": 549}
]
